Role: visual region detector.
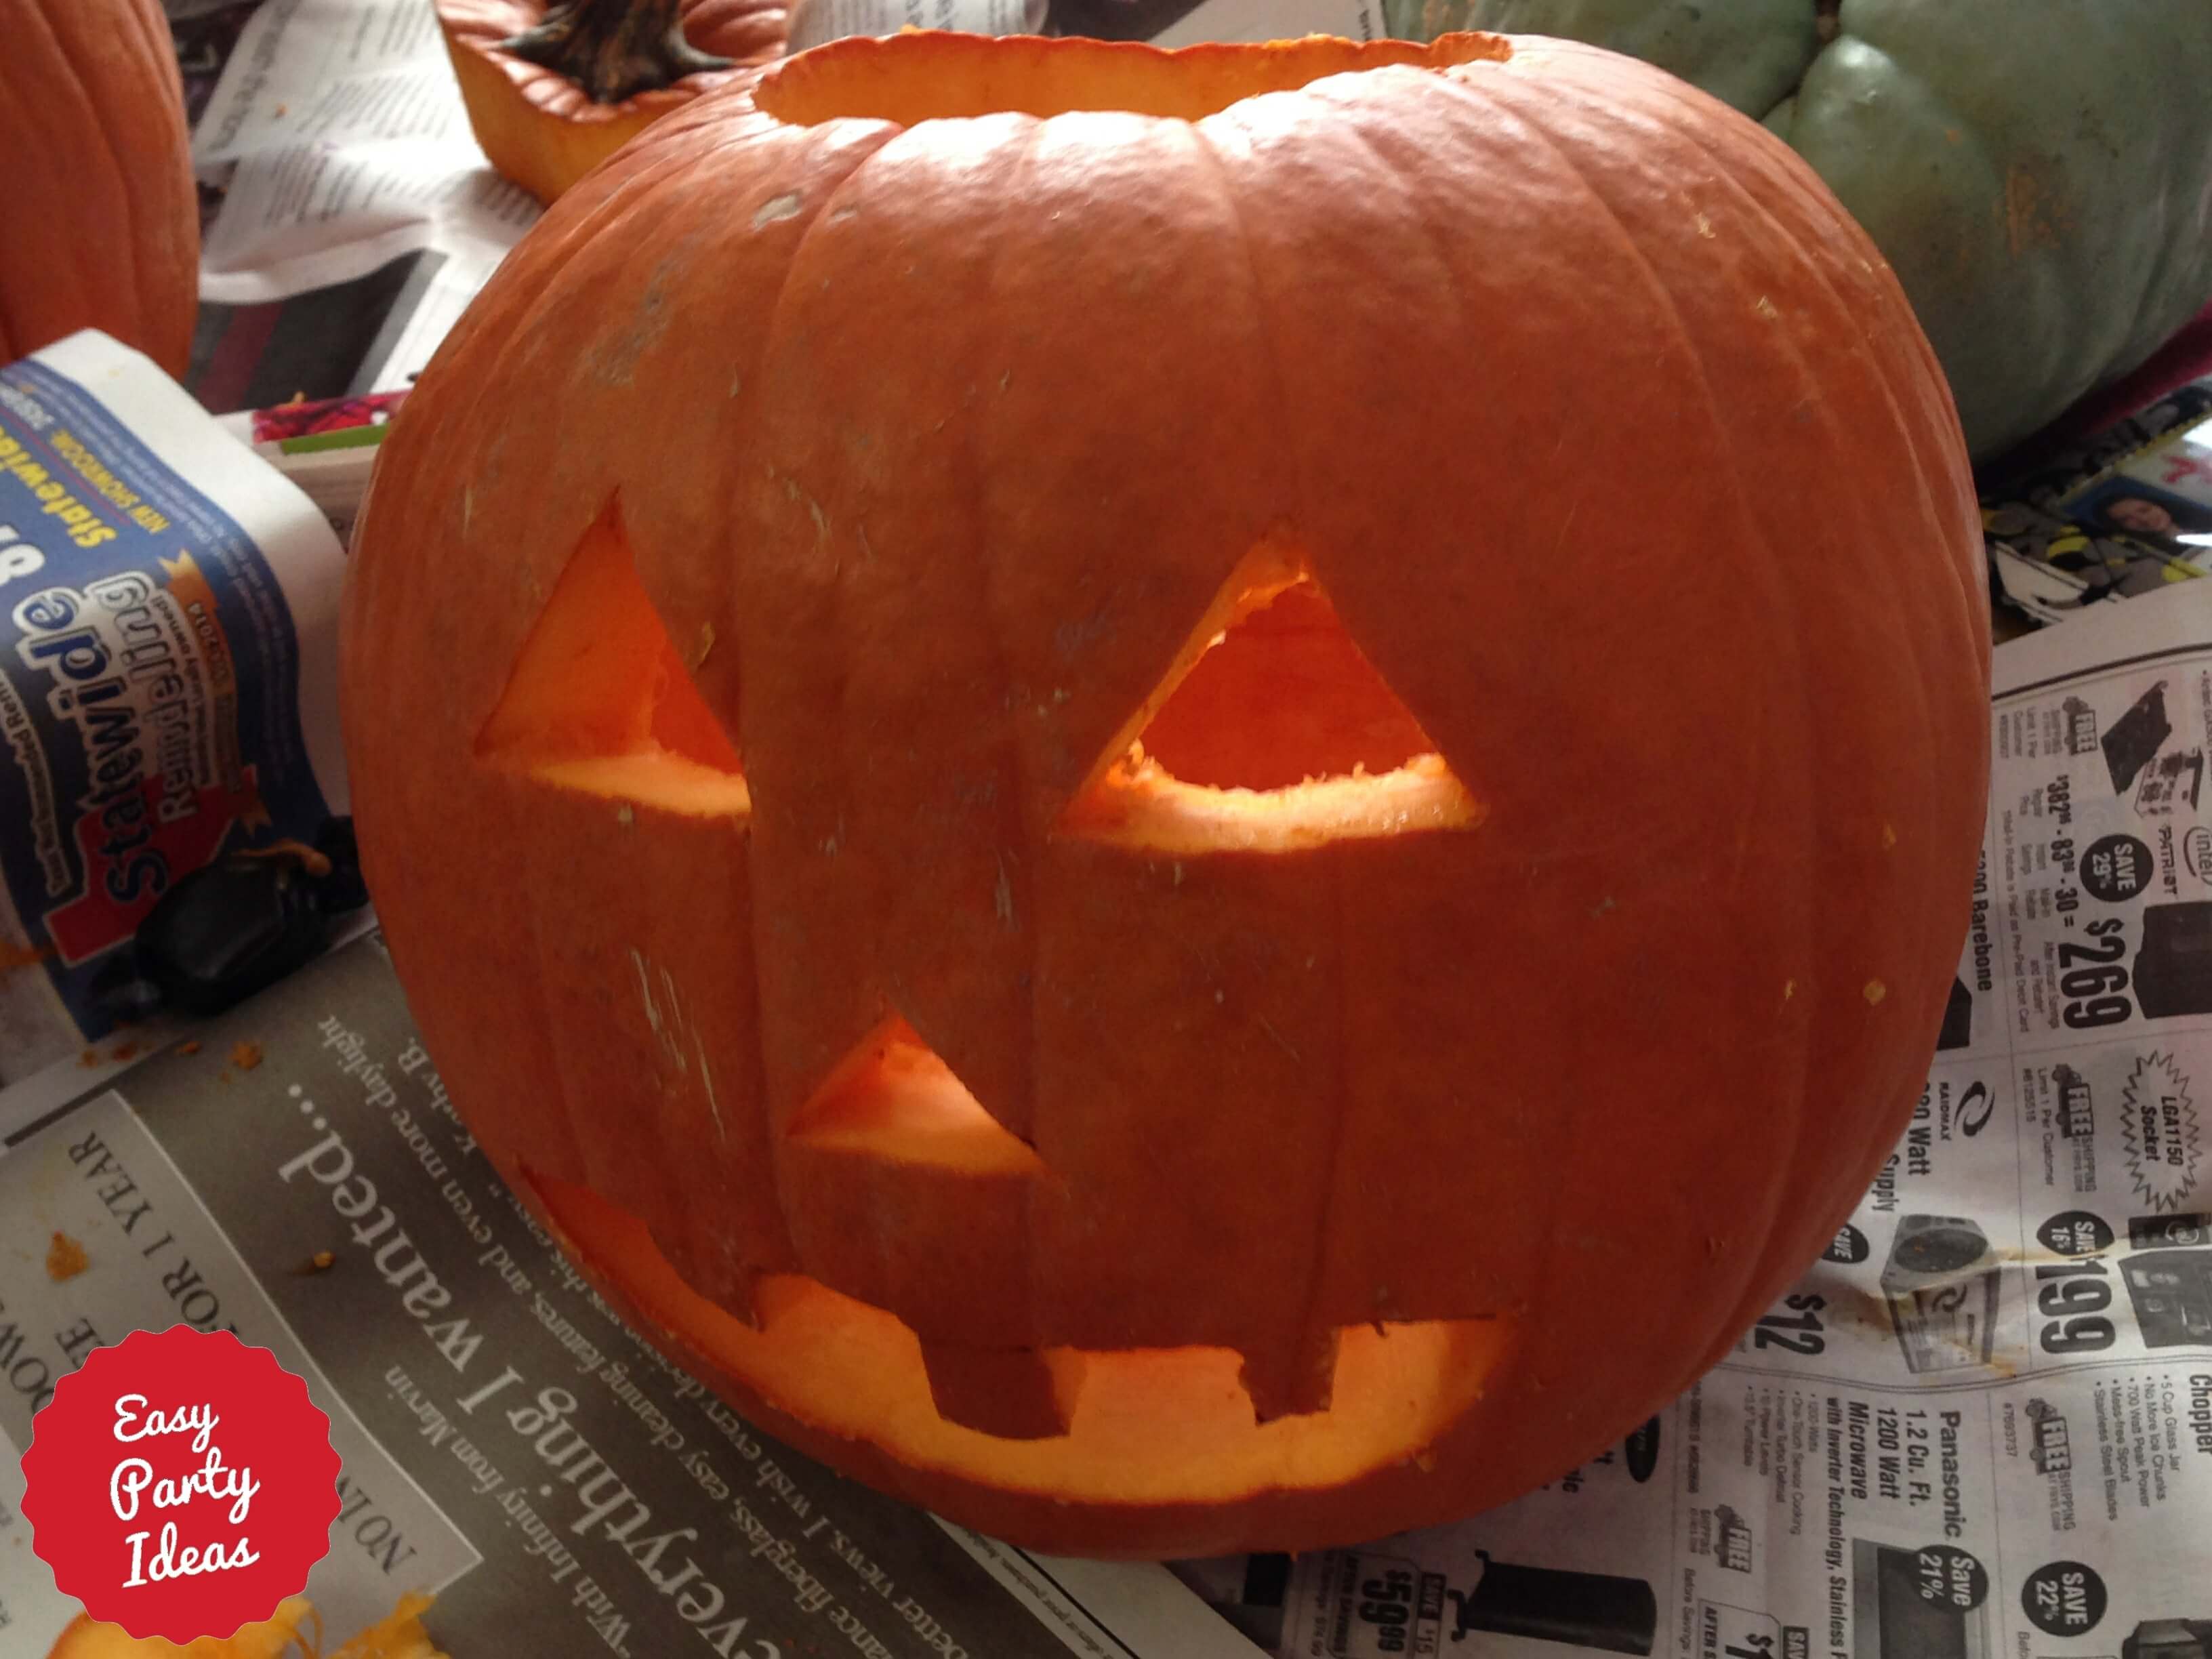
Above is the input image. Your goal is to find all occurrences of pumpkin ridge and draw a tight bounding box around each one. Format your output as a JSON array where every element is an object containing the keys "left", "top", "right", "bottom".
[
  {"left": 1187, "top": 119, "right": 1311, "bottom": 545},
  {"left": 722, "top": 119, "right": 901, "bottom": 1138},
  {"left": 37, "top": 11, "right": 117, "bottom": 308},
  {"left": 1504, "top": 56, "right": 1981, "bottom": 1361},
  {"left": 1504, "top": 64, "right": 1870, "bottom": 1338},
  {"left": 1616, "top": 64, "right": 1978, "bottom": 550},
  {"left": 1284, "top": 64, "right": 1494, "bottom": 754},
  {"left": 1461, "top": 63, "right": 1828, "bottom": 1361},
  {"left": 506, "top": 781, "right": 598, "bottom": 1185},
  {"left": 3, "top": 1, "right": 170, "bottom": 369},
  {"left": 1597, "top": 87, "right": 1988, "bottom": 1236},
  {"left": 972, "top": 115, "right": 1052, "bottom": 1153},
  {"left": 100, "top": 0, "right": 178, "bottom": 346},
  {"left": 1588, "top": 63, "right": 1990, "bottom": 967},
  {"left": 396, "top": 115, "right": 758, "bottom": 558}
]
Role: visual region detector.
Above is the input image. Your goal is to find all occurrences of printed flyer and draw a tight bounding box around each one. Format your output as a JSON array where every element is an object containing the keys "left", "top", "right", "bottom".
[{"left": 0, "top": 331, "right": 348, "bottom": 1081}]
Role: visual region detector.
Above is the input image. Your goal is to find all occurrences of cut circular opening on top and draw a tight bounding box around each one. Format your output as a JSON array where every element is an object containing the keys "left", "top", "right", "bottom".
[{"left": 756, "top": 29, "right": 1512, "bottom": 127}]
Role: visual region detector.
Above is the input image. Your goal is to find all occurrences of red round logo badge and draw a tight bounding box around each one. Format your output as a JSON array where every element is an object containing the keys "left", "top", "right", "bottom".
[{"left": 20, "top": 1326, "right": 342, "bottom": 1642}]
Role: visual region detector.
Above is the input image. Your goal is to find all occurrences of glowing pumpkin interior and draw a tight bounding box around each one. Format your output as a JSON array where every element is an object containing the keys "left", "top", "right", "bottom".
[{"left": 533, "top": 1171, "right": 1513, "bottom": 1507}]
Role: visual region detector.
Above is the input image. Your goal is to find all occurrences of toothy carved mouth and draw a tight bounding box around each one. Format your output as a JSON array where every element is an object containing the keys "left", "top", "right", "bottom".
[{"left": 527, "top": 1170, "right": 1513, "bottom": 1500}]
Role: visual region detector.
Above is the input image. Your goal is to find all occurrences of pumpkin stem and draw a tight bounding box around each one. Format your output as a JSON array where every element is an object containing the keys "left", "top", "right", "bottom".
[{"left": 499, "top": 0, "right": 733, "bottom": 104}]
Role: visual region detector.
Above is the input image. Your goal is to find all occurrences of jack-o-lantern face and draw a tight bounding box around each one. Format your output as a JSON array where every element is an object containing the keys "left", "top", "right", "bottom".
[{"left": 343, "top": 30, "right": 1990, "bottom": 1557}]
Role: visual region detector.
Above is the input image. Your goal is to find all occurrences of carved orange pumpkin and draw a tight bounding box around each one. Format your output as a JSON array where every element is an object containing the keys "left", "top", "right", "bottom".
[
  {"left": 0, "top": 0, "right": 197, "bottom": 372},
  {"left": 344, "top": 30, "right": 1990, "bottom": 1557}
]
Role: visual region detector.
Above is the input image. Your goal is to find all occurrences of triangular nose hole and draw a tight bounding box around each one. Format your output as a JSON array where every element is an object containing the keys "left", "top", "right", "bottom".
[
  {"left": 477, "top": 504, "right": 749, "bottom": 817},
  {"left": 1059, "top": 544, "right": 1481, "bottom": 851},
  {"left": 787, "top": 1015, "right": 1044, "bottom": 1178}
]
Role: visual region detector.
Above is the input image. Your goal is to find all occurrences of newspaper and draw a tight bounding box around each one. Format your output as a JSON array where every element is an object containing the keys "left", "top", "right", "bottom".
[
  {"left": 180, "top": 0, "right": 1403, "bottom": 408},
  {"left": 0, "top": 332, "right": 350, "bottom": 1085},
  {"left": 1161, "top": 586, "right": 2212, "bottom": 1659},
  {"left": 189, "top": 0, "right": 541, "bottom": 396},
  {"left": 0, "top": 934, "right": 1263, "bottom": 1658}
]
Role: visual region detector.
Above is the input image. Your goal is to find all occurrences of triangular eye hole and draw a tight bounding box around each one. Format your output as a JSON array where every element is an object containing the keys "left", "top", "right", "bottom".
[
  {"left": 787, "top": 1015, "right": 1045, "bottom": 1178},
  {"left": 477, "top": 506, "right": 750, "bottom": 817},
  {"left": 1059, "top": 545, "right": 1480, "bottom": 852}
]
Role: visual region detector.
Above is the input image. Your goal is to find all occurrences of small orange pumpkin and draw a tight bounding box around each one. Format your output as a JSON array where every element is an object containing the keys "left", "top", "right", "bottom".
[
  {"left": 0, "top": 0, "right": 198, "bottom": 373},
  {"left": 438, "top": 0, "right": 788, "bottom": 204},
  {"left": 345, "top": 30, "right": 1990, "bottom": 1557}
]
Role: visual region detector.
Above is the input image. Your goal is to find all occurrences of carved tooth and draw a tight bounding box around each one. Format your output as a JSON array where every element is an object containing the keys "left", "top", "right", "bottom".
[
  {"left": 657, "top": 1226, "right": 764, "bottom": 1328},
  {"left": 1239, "top": 1326, "right": 1341, "bottom": 1424},
  {"left": 921, "top": 1342, "right": 1084, "bottom": 1440}
]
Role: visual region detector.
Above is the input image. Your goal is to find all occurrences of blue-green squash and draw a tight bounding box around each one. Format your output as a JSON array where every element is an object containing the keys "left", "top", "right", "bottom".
[{"left": 1389, "top": 1, "right": 2212, "bottom": 458}]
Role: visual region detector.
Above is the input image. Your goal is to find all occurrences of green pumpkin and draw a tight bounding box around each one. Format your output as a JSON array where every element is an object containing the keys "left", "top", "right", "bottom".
[{"left": 1389, "top": 1, "right": 2212, "bottom": 459}]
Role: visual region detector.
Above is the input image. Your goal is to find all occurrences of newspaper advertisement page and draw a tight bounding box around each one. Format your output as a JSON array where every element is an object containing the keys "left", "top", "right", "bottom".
[
  {"left": 1259, "top": 586, "right": 2212, "bottom": 1659},
  {"left": 0, "top": 934, "right": 1263, "bottom": 1658},
  {"left": 0, "top": 331, "right": 348, "bottom": 1084},
  {"left": 190, "top": 0, "right": 539, "bottom": 388}
]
